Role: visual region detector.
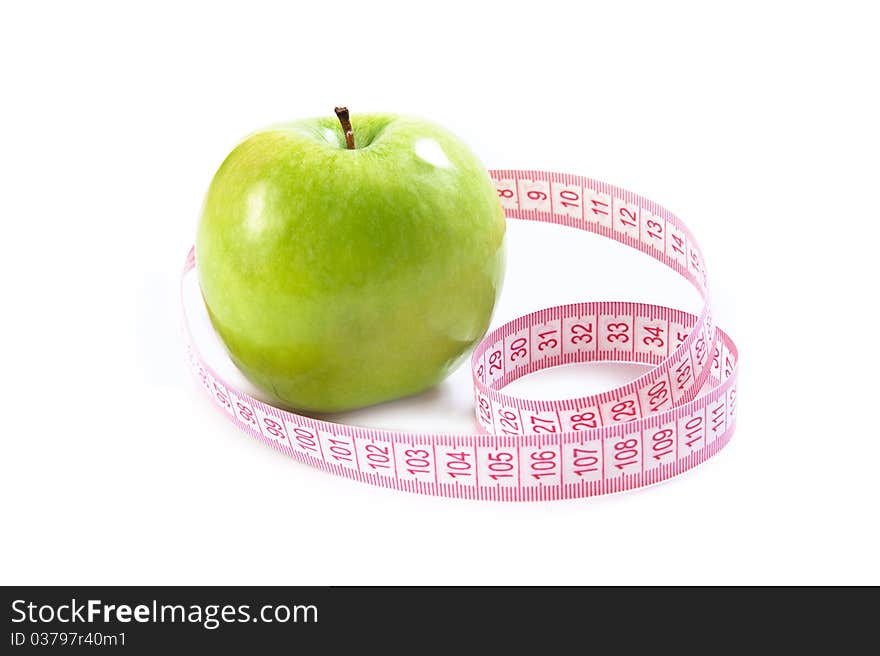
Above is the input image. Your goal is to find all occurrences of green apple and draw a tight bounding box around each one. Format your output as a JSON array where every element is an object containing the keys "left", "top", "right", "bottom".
[{"left": 196, "top": 108, "right": 506, "bottom": 412}]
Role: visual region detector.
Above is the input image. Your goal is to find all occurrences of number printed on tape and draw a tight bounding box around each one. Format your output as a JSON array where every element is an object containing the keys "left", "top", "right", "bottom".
[
  {"left": 494, "top": 178, "right": 519, "bottom": 209},
  {"left": 530, "top": 320, "right": 562, "bottom": 362},
  {"left": 551, "top": 181, "right": 583, "bottom": 219},
  {"left": 605, "top": 430, "right": 643, "bottom": 479},
  {"left": 562, "top": 314, "right": 597, "bottom": 355},
  {"left": 636, "top": 315, "right": 669, "bottom": 358},
  {"left": 520, "top": 178, "right": 552, "bottom": 212},
  {"left": 585, "top": 187, "right": 612, "bottom": 229},
  {"left": 286, "top": 420, "right": 321, "bottom": 457},
  {"left": 493, "top": 400, "right": 523, "bottom": 436},
  {"left": 614, "top": 199, "right": 641, "bottom": 241},
  {"left": 641, "top": 209, "right": 666, "bottom": 252},
  {"left": 639, "top": 376, "right": 673, "bottom": 416},
  {"left": 395, "top": 443, "right": 436, "bottom": 482},
  {"left": 562, "top": 407, "right": 602, "bottom": 432},
  {"left": 438, "top": 445, "right": 477, "bottom": 485},
  {"left": 254, "top": 408, "right": 289, "bottom": 447},
  {"left": 321, "top": 431, "right": 358, "bottom": 470},
  {"left": 646, "top": 422, "right": 677, "bottom": 470},
  {"left": 358, "top": 439, "right": 396, "bottom": 478},
  {"left": 505, "top": 328, "right": 531, "bottom": 371},
  {"left": 520, "top": 441, "right": 562, "bottom": 487},
  {"left": 477, "top": 445, "right": 519, "bottom": 486},
  {"left": 485, "top": 340, "right": 505, "bottom": 386},
  {"left": 564, "top": 441, "right": 603, "bottom": 484},
  {"left": 599, "top": 314, "right": 634, "bottom": 355},
  {"left": 232, "top": 395, "right": 260, "bottom": 431}
]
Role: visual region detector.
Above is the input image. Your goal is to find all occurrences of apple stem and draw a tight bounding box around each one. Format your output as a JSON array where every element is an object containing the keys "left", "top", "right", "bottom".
[{"left": 334, "top": 106, "right": 355, "bottom": 149}]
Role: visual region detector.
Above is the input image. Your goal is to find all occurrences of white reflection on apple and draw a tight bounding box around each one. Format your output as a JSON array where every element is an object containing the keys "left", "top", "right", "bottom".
[
  {"left": 243, "top": 181, "right": 268, "bottom": 236},
  {"left": 414, "top": 138, "right": 450, "bottom": 168}
]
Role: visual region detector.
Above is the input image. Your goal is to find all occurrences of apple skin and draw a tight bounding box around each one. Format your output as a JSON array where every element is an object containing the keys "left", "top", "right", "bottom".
[{"left": 196, "top": 113, "right": 506, "bottom": 412}]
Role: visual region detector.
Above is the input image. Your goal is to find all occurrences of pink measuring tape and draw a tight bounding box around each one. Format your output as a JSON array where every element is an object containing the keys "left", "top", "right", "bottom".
[{"left": 182, "top": 169, "right": 738, "bottom": 500}]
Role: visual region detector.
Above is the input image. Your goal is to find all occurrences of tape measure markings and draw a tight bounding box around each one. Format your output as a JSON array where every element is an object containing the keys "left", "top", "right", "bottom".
[{"left": 182, "top": 169, "right": 738, "bottom": 500}]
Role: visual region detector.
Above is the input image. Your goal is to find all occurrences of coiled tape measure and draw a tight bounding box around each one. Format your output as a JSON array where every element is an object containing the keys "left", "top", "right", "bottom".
[{"left": 182, "top": 169, "right": 738, "bottom": 500}]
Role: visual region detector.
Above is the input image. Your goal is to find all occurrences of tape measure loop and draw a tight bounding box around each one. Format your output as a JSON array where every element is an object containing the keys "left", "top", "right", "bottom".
[{"left": 182, "top": 169, "right": 738, "bottom": 500}]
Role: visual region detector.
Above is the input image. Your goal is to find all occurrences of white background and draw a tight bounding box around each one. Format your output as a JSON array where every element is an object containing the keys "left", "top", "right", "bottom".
[{"left": 2, "top": 1, "right": 877, "bottom": 585}]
